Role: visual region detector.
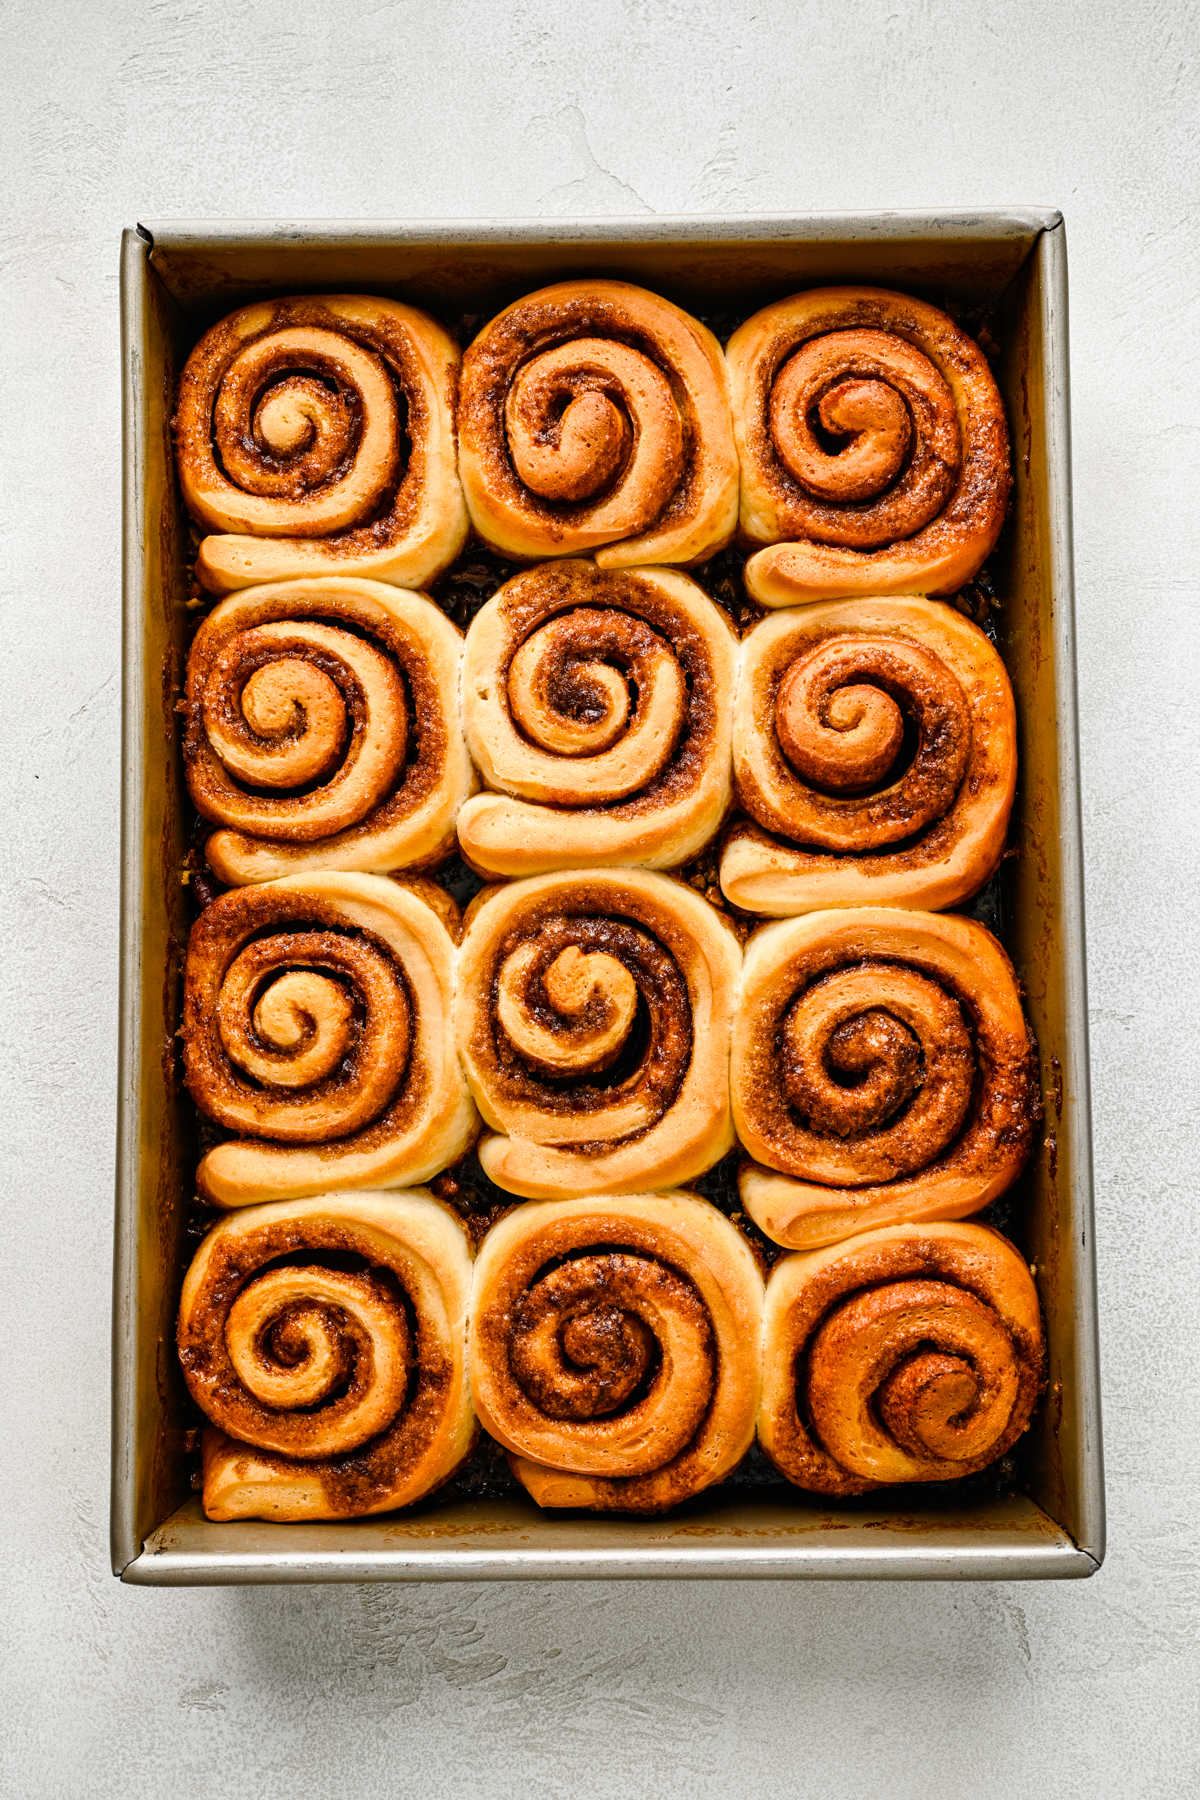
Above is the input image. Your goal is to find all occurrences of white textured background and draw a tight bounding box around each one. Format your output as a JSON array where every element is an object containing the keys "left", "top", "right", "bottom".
[{"left": 4, "top": 1, "right": 1199, "bottom": 1794}]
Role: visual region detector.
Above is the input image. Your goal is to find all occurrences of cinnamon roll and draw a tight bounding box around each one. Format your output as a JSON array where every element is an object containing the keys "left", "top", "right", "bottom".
[
  {"left": 457, "top": 281, "right": 738, "bottom": 566},
  {"left": 759, "top": 1221, "right": 1044, "bottom": 1493},
  {"left": 184, "top": 873, "right": 475, "bottom": 1206},
  {"left": 470, "top": 1195, "right": 763, "bottom": 1512},
  {"left": 732, "top": 908, "right": 1038, "bottom": 1248},
  {"left": 175, "top": 295, "right": 467, "bottom": 592},
  {"left": 727, "top": 288, "right": 1010, "bottom": 604},
  {"left": 456, "top": 870, "right": 740, "bottom": 1198},
  {"left": 457, "top": 560, "right": 735, "bottom": 875},
  {"left": 178, "top": 1191, "right": 475, "bottom": 1520},
  {"left": 185, "top": 577, "right": 472, "bottom": 884},
  {"left": 720, "top": 597, "right": 1016, "bottom": 914}
]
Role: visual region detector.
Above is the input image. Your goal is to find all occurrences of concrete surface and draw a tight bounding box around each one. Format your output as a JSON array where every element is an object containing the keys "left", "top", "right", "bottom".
[{"left": 3, "top": 1, "right": 1198, "bottom": 1794}]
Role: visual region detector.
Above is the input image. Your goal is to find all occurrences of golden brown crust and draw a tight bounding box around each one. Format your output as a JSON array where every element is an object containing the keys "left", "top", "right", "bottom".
[
  {"left": 184, "top": 873, "right": 476, "bottom": 1206},
  {"left": 727, "top": 288, "right": 1010, "bottom": 604},
  {"left": 458, "top": 560, "right": 735, "bottom": 874},
  {"left": 174, "top": 295, "right": 467, "bottom": 591},
  {"left": 732, "top": 908, "right": 1038, "bottom": 1247},
  {"left": 469, "top": 1195, "right": 763, "bottom": 1512},
  {"left": 455, "top": 869, "right": 740, "bottom": 1198},
  {"left": 178, "top": 1191, "right": 475, "bottom": 1520},
  {"left": 457, "top": 281, "right": 738, "bottom": 566},
  {"left": 184, "top": 578, "right": 473, "bottom": 883},
  {"left": 759, "top": 1221, "right": 1044, "bottom": 1492},
  {"left": 720, "top": 597, "right": 1016, "bottom": 914}
]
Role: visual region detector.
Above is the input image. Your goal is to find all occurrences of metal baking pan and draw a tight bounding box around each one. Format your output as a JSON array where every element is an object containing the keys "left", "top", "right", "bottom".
[{"left": 114, "top": 212, "right": 1103, "bottom": 1583}]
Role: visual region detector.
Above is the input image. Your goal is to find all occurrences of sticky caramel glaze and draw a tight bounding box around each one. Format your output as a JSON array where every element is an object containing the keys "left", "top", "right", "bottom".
[
  {"left": 184, "top": 578, "right": 473, "bottom": 883},
  {"left": 456, "top": 870, "right": 740, "bottom": 1198},
  {"left": 457, "top": 561, "right": 735, "bottom": 875},
  {"left": 174, "top": 295, "right": 467, "bottom": 592},
  {"left": 726, "top": 288, "right": 1010, "bottom": 604},
  {"left": 720, "top": 597, "right": 1016, "bottom": 914},
  {"left": 184, "top": 874, "right": 476, "bottom": 1207},
  {"left": 732, "top": 909, "right": 1038, "bottom": 1249},
  {"left": 178, "top": 1192, "right": 475, "bottom": 1520},
  {"left": 759, "top": 1221, "right": 1044, "bottom": 1493},
  {"left": 457, "top": 281, "right": 738, "bottom": 566},
  {"left": 470, "top": 1196, "right": 763, "bottom": 1512}
]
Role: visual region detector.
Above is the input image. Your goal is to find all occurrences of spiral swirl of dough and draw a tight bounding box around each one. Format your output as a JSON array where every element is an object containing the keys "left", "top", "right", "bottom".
[
  {"left": 457, "top": 281, "right": 738, "bottom": 566},
  {"left": 759, "top": 1221, "right": 1044, "bottom": 1493},
  {"left": 720, "top": 597, "right": 1016, "bottom": 914},
  {"left": 732, "top": 908, "right": 1038, "bottom": 1248},
  {"left": 456, "top": 870, "right": 739, "bottom": 1198},
  {"left": 183, "top": 873, "right": 475, "bottom": 1206},
  {"left": 727, "top": 288, "right": 1010, "bottom": 604},
  {"left": 184, "top": 577, "right": 472, "bottom": 884},
  {"left": 177, "top": 1191, "right": 475, "bottom": 1520},
  {"left": 174, "top": 295, "right": 467, "bottom": 592},
  {"left": 470, "top": 1195, "right": 763, "bottom": 1512},
  {"left": 457, "top": 560, "right": 735, "bottom": 875}
]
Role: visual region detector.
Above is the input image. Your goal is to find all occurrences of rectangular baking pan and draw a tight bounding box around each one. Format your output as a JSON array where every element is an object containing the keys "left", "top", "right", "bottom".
[{"left": 114, "top": 212, "right": 1103, "bottom": 1583}]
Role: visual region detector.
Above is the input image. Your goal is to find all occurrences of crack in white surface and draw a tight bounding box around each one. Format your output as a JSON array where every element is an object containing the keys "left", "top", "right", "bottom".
[{"left": 529, "top": 103, "right": 655, "bottom": 213}]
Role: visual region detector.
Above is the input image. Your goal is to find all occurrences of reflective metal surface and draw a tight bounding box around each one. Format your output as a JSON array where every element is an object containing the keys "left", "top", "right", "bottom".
[{"left": 114, "top": 213, "right": 1103, "bottom": 1583}]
